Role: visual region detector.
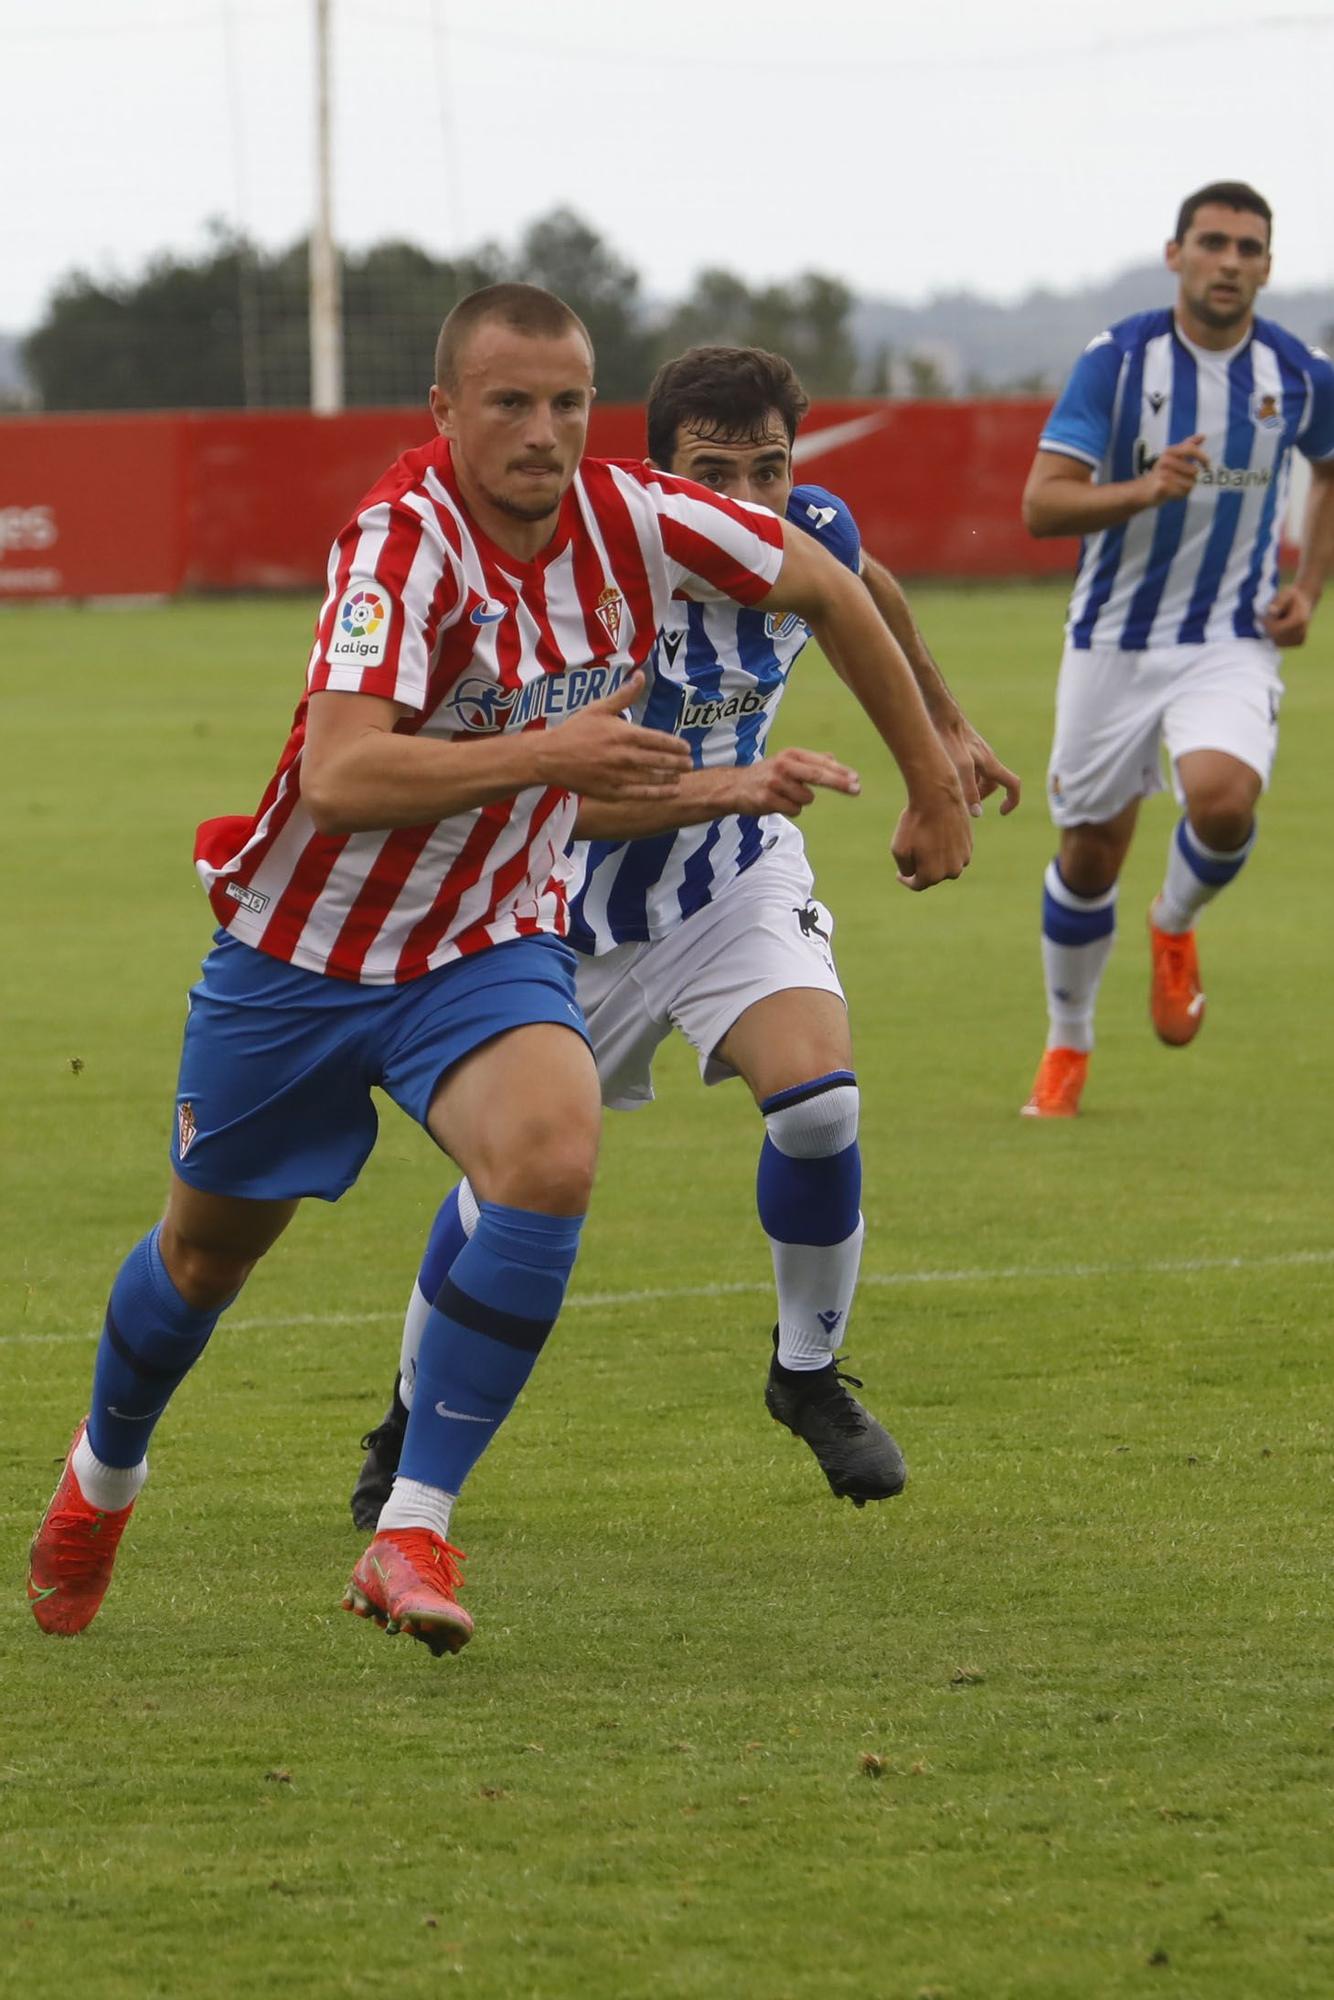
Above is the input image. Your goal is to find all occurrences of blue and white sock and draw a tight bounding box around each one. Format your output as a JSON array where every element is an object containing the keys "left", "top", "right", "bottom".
[
  {"left": 757, "top": 1072, "right": 864, "bottom": 1372},
  {"left": 377, "top": 1201, "right": 583, "bottom": 1536},
  {"left": 1155, "top": 817, "right": 1256, "bottom": 934},
  {"left": 82, "top": 1226, "right": 228, "bottom": 1508},
  {"left": 397, "top": 1179, "right": 480, "bottom": 1410},
  {"left": 1041, "top": 860, "right": 1118, "bottom": 1053}
]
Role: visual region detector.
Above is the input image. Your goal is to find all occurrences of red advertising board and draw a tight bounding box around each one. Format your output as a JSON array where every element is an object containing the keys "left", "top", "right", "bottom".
[
  {"left": 0, "top": 399, "right": 1072, "bottom": 602},
  {"left": 0, "top": 414, "right": 191, "bottom": 599}
]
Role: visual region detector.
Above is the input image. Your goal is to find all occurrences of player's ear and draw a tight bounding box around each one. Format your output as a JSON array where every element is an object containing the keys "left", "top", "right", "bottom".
[
  {"left": 429, "top": 382, "right": 454, "bottom": 438},
  {"left": 1165, "top": 237, "right": 1182, "bottom": 275}
]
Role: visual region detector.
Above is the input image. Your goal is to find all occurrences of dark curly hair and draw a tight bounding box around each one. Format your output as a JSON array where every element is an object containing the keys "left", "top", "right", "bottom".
[{"left": 646, "top": 346, "right": 810, "bottom": 468}]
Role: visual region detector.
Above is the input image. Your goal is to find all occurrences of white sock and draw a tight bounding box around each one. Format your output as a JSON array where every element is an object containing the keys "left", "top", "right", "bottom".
[
  {"left": 760, "top": 1080, "right": 864, "bottom": 1370},
  {"left": 376, "top": 1476, "right": 456, "bottom": 1541},
  {"left": 773, "top": 1218, "right": 866, "bottom": 1369},
  {"left": 72, "top": 1430, "right": 148, "bottom": 1512},
  {"left": 398, "top": 1176, "right": 481, "bottom": 1410},
  {"left": 1155, "top": 818, "right": 1256, "bottom": 933},
  {"left": 1041, "top": 861, "right": 1118, "bottom": 1053}
]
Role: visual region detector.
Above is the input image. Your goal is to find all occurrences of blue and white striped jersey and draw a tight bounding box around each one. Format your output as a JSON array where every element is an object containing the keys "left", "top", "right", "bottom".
[
  {"left": 1042, "top": 310, "right": 1334, "bottom": 651},
  {"left": 566, "top": 483, "right": 860, "bottom": 953}
]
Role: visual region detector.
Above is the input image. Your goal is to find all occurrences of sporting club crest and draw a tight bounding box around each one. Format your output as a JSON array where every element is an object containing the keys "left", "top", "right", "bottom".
[
  {"left": 177, "top": 1100, "right": 198, "bottom": 1159},
  {"left": 594, "top": 585, "right": 624, "bottom": 649}
]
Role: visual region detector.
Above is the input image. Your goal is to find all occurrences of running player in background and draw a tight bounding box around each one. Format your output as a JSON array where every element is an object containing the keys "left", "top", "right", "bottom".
[
  {"left": 351, "top": 345, "right": 1017, "bottom": 1530},
  {"left": 30, "top": 291, "right": 972, "bottom": 1659},
  {"left": 1021, "top": 181, "right": 1334, "bottom": 1117}
]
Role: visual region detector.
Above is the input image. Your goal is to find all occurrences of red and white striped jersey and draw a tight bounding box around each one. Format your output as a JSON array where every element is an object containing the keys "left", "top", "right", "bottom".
[{"left": 194, "top": 439, "right": 784, "bottom": 984}]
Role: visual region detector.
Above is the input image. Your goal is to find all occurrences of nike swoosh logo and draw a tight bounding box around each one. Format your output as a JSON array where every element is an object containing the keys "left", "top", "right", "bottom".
[
  {"left": 27, "top": 1581, "right": 58, "bottom": 1602},
  {"left": 1188, "top": 994, "right": 1206, "bottom": 1016},
  {"left": 434, "top": 1402, "right": 495, "bottom": 1425},
  {"left": 790, "top": 413, "right": 889, "bottom": 466},
  {"left": 108, "top": 1404, "right": 167, "bottom": 1421},
  {"left": 470, "top": 604, "right": 506, "bottom": 626}
]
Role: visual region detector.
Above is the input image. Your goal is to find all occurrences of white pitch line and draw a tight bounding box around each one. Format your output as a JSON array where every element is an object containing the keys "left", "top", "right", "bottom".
[{"left": 3, "top": 1247, "right": 1331, "bottom": 1350}]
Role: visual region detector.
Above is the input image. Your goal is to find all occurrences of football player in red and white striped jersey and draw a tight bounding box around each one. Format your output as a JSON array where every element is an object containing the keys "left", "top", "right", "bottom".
[{"left": 30, "top": 285, "right": 972, "bottom": 1657}]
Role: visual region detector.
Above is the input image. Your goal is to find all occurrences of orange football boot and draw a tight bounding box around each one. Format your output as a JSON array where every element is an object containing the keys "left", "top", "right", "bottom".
[
  {"left": 1148, "top": 907, "right": 1206, "bottom": 1045},
  {"left": 28, "top": 1421, "right": 137, "bottom": 1635},
  {"left": 343, "top": 1528, "right": 473, "bottom": 1658},
  {"left": 1020, "top": 1046, "right": 1089, "bottom": 1118}
]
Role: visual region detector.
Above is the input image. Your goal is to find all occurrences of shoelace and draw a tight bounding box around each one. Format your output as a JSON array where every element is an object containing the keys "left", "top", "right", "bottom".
[
  {"left": 359, "top": 1417, "right": 404, "bottom": 1454},
  {"left": 380, "top": 1528, "right": 467, "bottom": 1595},
  {"left": 1158, "top": 933, "right": 1197, "bottom": 999},
  {"left": 809, "top": 1358, "right": 869, "bottom": 1436},
  {"left": 44, "top": 1497, "right": 127, "bottom": 1581},
  {"left": 1047, "top": 1053, "right": 1084, "bottom": 1108}
]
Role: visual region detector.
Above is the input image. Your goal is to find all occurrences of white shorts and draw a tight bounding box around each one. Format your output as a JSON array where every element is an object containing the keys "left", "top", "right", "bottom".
[
  {"left": 573, "top": 840, "right": 846, "bottom": 1111},
  {"left": 1046, "top": 637, "right": 1283, "bottom": 827}
]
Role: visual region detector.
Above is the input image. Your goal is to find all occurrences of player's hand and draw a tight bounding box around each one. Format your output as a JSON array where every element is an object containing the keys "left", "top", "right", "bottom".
[
  {"left": 730, "top": 747, "right": 861, "bottom": 818},
  {"left": 891, "top": 777, "right": 973, "bottom": 891},
  {"left": 934, "top": 714, "right": 1022, "bottom": 818},
  {"left": 1138, "top": 434, "right": 1209, "bottom": 507},
  {"left": 1263, "top": 583, "right": 1316, "bottom": 647},
  {"left": 533, "top": 671, "right": 692, "bottom": 801}
]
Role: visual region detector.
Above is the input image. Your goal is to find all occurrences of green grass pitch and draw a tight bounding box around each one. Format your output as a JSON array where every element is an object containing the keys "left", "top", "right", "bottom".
[{"left": 2, "top": 587, "right": 1331, "bottom": 1999}]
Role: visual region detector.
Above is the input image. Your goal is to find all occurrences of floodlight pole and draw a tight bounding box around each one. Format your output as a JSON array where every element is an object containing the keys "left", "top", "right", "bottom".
[{"left": 310, "top": 0, "right": 344, "bottom": 412}]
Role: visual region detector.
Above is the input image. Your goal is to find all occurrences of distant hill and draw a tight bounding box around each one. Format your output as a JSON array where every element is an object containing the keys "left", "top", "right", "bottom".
[{"left": 852, "top": 264, "right": 1334, "bottom": 393}]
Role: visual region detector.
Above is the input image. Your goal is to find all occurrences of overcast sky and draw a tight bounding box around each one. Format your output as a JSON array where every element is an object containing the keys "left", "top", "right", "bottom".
[{"left": 5, "top": 0, "right": 1332, "bottom": 334}]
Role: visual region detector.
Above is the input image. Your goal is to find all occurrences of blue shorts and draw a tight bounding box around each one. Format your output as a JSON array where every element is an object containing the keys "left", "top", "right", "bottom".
[{"left": 171, "top": 931, "right": 588, "bottom": 1202}]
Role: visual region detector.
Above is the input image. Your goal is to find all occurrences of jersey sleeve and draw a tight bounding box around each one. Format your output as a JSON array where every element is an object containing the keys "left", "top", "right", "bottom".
[
  {"left": 787, "top": 484, "right": 862, "bottom": 573},
  {"left": 1297, "top": 347, "right": 1334, "bottom": 463},
  {"left": 307, "top": 497, "right": 460, "bottom": 712},
  {"left": 1039, "top": 331, "right": 1123, "bottom": 469},
  {"left": 644, "top": 472, "right": 785, "bottom": 604}
]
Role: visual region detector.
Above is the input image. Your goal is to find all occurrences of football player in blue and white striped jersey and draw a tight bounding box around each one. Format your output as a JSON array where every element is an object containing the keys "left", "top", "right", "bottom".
[
  {"left": 352, "top": 345, "right": 1018, "bottom": 1524},
  {"left": 1021, "top": 181, "right": 1334, "bottom": 1118}
]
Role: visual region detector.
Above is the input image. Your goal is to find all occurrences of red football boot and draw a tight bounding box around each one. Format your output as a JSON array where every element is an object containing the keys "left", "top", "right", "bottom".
[
  {"left": 28, "top": 1422, "right": 137, "bottom": 1635},
  {"left": 343, "top": 1528, "right": 473, "bottom": 1658}
]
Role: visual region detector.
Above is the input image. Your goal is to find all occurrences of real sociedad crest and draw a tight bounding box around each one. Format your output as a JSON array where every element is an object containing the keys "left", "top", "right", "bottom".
[
  {"left": 594, "top": 585, "right": 624, "bottom": 648},
  {"left": 765, "top": 612, "right": 804, "bottom": 641},
  {"left": 1251, "top": 390, "right": 1283, "bottom": 429}
]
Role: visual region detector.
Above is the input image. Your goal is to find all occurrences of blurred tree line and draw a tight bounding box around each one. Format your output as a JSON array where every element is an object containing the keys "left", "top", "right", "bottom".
[{"left": 24, "top": 209, "right": 876, "bottom": 412}]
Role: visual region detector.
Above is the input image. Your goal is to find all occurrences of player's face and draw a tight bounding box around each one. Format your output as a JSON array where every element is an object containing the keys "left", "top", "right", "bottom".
[
  {"left": 667, "top": 414, "right": 793, "bottom": 516},
  {"left": 431, "top": 322, "right": 594, "bottom": 525},
  {"left": 1167, "top": 204, "right": 1271, "bottom": 337}
]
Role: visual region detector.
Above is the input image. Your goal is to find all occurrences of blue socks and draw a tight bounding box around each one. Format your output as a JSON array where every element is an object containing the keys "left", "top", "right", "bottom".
[
  {"left": 1156, "top": 817, "right": 1256, "bottom": 933},
  {"left": 88, "top": 1227, "right": 225, "bottom": 1468},
  {"left": 756, "top": 1073, "right": 865, "bottom": 1370},
  {"left": 418, "top": 1184, "right": 470, "bottom": 1303},
  {"left": 397, "top": 1201, "right": 583, "bottom": 1496},
  {"left": 1040, "top": 860, "right": 1118, "bottom": 1052}
]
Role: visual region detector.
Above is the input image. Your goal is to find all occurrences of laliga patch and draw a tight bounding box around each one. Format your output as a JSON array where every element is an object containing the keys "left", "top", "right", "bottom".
[{"left": 328, "top": 586, "right": 392, "bottom": 667}]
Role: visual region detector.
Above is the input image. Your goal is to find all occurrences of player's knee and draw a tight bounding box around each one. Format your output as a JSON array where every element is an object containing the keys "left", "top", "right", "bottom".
[
  {"left": 1187, "top": 791, "right": 1255, "bottom": 853},
  {"left": 478, "top": 1119, "right": 598, "bottom": 1217},
  {"left": 1057, "top": 829, "right": 1124, "bottom": 898},
  {"left": 157, "top": 1225, "right": 259, "bottom": 1310}
]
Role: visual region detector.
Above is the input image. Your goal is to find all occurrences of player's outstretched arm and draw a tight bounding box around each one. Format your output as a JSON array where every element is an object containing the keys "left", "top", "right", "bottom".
[
  {"left": 1265, "top": 457, "right": 1334, "bottom": 647},
  {"left": 858, "top": 551, "right": 1020, "bottom": 818},
  {"left": 302, "top": 675, "right": 690, "bottom": 835},
  {"left": 762, "top": 522, "right": 971, "bottom": 890},
  {"left": 573, "top": 747, "right": 861, "bottom": 840},
  {"left": 1022, "top": 442, "right": 1208, "bottom": 538}
]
